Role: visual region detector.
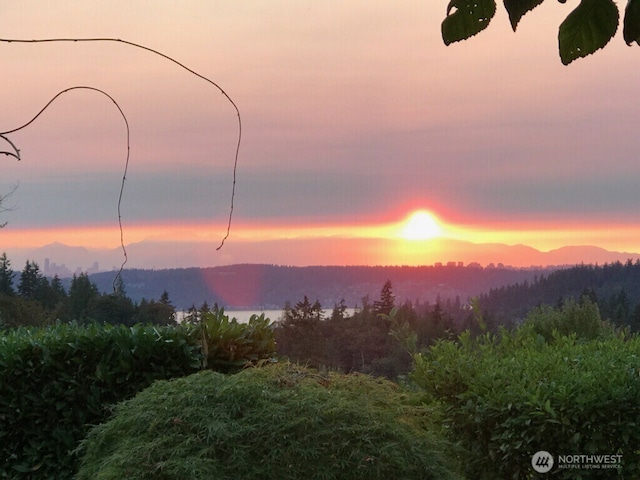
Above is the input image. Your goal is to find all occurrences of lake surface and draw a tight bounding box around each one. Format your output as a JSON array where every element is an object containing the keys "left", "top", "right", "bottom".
[
  {"left": 177, "top": 309, "right": 355, "bottom": 323},
  {"left": 225, "top": 310, "right": 284, "bottom": 323}
]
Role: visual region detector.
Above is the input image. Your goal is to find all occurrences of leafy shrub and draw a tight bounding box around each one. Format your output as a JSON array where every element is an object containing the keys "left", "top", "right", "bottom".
[
  {"left": 199, "top": 311, "right": 275, "bottom": 372},
  {"left": 0, "top": 312, "right": 275, "bottom": 480},
  {"left": 412, "top": 328, "right": 640, "bottom": 479},
  {"left": 76, "top": 363, "right": 462, "bottom": 480}
]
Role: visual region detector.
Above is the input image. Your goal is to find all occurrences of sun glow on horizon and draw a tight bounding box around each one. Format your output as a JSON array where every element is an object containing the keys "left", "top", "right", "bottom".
[
  {"left": 4, "top": 215, "right": 640, "bottom": 267},
  {"left": 399, "top": 210, "right": 444, "bottom": 241}
]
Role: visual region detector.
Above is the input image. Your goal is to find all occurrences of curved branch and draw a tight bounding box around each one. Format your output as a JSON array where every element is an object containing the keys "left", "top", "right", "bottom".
[
  {"left": 0, "top": 37, "right": 241, "bottom": 250},
  {"left": 0, "top": 86, "right": 131, "bottom": 292},
  {"left": 0, "top": 133, "right": 21, "bottom": 160}
]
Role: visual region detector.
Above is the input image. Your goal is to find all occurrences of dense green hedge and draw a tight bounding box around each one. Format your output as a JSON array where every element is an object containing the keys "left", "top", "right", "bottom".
[
  {"left": 0, "top": 312, "right": 275, "bottom": 480},
  {"left": 0, "top": 323, "right": 200, "bottom": 479},
  {"left": 76, "top": 363, "right": 462, "bottom": 480},
  {"left": 412, "top": 301, "right": 640, "bottom": 479}
]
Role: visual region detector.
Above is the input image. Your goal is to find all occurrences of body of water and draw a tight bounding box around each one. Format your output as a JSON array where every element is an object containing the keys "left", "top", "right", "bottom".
[
  {"left": 177, "top": 309, "right": 355, "bottom": 323},
  {"left": 225, "top": 310, "right": 284, "bottom": 323}
]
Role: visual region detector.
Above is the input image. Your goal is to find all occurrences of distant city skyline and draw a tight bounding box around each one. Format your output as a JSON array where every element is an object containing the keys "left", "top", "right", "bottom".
[{"left": 42, "top": 257, "right": 101, "bottom": 278}]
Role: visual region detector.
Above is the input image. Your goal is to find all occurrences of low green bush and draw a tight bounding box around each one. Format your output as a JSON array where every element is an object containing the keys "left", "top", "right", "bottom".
[
  {"left": 0, "top": 312, "right": 275, "bottom": 480},
  {"left": 76, "top": 363, "right": 462, "bottom": 480},
  {"left": 412, "top": 326, "right": 640, "bottom": 478}
]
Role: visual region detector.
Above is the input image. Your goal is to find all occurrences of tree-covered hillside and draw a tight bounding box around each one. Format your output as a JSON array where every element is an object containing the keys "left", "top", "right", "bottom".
[
  {"left": 87, "top": 264, "right": 551, "bottom": 310},
  {"left": 479, "top": 260, "right": 640, "bottom": 329}
]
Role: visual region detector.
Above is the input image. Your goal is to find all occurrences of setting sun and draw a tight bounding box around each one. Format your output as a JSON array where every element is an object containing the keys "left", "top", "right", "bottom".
[{"left": 400, "top": 211, "right": 443, "bottom": 240}]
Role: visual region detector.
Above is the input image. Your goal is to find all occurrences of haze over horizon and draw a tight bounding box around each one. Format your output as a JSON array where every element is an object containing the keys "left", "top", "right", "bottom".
[
  {"left": 4, "top": 237, "right": 640, "bottom": 279},
  {"left": 2, "top": 2, "right": 640, "bottom": 269}
]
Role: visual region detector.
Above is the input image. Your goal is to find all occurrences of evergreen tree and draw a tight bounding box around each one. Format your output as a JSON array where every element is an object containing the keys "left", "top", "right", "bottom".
[
  {"left": 183, "top": 303, "right": 200, "bottom": 324},
  {"left": 34, "top": 276, "right": 55, "bottom": 310},
  {"left": 91, "top": 293, "right": 136, "bottom": 326},
  {"left": 275, "top": 296, "right": 327, "bottom": 367},
  {"left": 156, "top": 291, "right": 176, "bottom": 324},
  {"left": 113, "top": 275, "right": 126, "bottom": 296},
  {"left": 159, "top": 290, "right": 172, "bottom": 306},
  {"left": 630, "top": 303, "right": 640, "bottom": 333},
  {"left": 373, "top": 280, "right": 395, "bottom": 316},
  {"left": 285, "top": 295, "right": 323, "bottom": 323},
  {"left": 0, "top": 252, "right": 15, "bottom": 296},
  {"left": 135, "top": 292, "right": 176, "bottom": 325},
  {"left": 68, "top": 273, "right": 99, "bottom": 322},
  {"left": 49, "top": 275, "right": 67, "bottom": 304},
  {"left": 189, "top": 301, "right": 211, "bottom": 323},
  {"left": 43, "top": 274, "right": 69, "bottom": 321},
  {"left": 330, "top": 298, "right": 348, "bottom": 321},
  {"left": 18, "top": 260, "right": 42, "bottom": 300},
  {"left": 200, "top": 301, "right": 211, "bottom": 316},
  {"left": 614, "top": 289, "right": 630, "bottom": 324}
]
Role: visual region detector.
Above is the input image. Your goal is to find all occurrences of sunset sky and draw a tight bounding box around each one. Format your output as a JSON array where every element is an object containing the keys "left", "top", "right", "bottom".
[{"left": 2, "top": 1, "right": 640, "bottom": 270}]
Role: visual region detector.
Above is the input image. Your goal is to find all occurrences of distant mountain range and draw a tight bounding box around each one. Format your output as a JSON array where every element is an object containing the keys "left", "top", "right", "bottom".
[{"left": 5, "top": 238, "right": 639, "bottom": 276}]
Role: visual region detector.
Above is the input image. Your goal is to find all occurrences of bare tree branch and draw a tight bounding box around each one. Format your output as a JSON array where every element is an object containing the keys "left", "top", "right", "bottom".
[
  {"left": 0, "top": 134, "right": 21, "bottom": 161},
  {"left": 0, "top": 184, "right": 18, "bottom": 228},
  {"left": 0, "top": 86, "right": 130, "bottom": 291}
]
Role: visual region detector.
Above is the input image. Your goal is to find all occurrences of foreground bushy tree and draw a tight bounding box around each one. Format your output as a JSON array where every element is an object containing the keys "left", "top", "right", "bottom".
[
  {"left": 516, "top": 297, "right": 615, "bottom": 343},
  {"left": 76, "top": 363, "right": 462, "bottom": 480},
  {"left": 412, "top": 301, "right": 638, "bottom": 479}
]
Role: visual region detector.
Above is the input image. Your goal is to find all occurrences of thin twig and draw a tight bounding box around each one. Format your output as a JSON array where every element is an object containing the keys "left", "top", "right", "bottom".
[
  {"left": 0, "top": 134, "right": 21, "bottom": 160},
  {"left": 0, "top": 184, "right": 18, "bottom": 228}
]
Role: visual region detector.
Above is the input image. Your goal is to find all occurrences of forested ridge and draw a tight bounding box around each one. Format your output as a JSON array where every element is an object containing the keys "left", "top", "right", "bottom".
[
  {"left": 7, "top": 250, "right": 640, "bottom": 337},
  {"left": 87, "top": 263, "right": 551, "bottom": 310},
  {"left": 479, "top": 259, "right": 640, "bottom": 330}
]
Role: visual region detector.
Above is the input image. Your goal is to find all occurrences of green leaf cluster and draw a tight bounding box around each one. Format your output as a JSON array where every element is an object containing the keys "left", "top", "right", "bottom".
[
  {"left": 411, "top": 302, "right": 640, "bottom": 478},
  {"left": 76, "top": 363, "right": 462, "bottom": 480},
  {"left": 198, "top": 310, "right": 276, "bottom": 371},
  {"left": 442, "top": 0, "right": 640, "bottom": 64}
]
